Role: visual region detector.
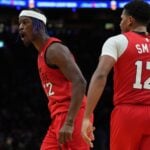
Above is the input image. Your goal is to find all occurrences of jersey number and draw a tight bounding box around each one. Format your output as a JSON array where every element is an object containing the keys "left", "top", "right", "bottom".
[
  {"left": 133, "top": 60, "right": 150, "bottom": 89},
  {"left": 44, "top": 82, "right": 55, "bottom": 96}
]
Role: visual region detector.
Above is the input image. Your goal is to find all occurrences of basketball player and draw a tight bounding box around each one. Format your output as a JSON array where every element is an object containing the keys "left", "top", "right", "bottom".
[
  {"left": 81, "top": 1, "right": 150, "bottom": 150},
  {"left": 18, "top": 8, "right": 92, "bottom": 150}
]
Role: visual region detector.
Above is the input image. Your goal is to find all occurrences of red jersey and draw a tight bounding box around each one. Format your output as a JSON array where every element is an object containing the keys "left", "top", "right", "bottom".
[
  {"left": 114, "top": 32, "right": 150, "bottom": 105},
  {"left": 38, "top": 37, "right": 86, "bottom": 118}
]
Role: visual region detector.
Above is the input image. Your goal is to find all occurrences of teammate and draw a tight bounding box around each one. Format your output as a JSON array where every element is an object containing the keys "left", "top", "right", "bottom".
[
  {"left": 81, "top": 1, "right": 150, "bottom": 150},
  {"left": 18, "top": 8, "right": 92, "bottom": 150}
]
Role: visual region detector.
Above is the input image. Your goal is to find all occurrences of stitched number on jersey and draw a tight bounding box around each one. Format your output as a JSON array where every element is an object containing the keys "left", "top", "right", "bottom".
[
  {"left": 44, "top": 82, "right": 55, "bottom": 96},
  {"left": 133, "top": 60, "right": 150, "bottom": 89}
]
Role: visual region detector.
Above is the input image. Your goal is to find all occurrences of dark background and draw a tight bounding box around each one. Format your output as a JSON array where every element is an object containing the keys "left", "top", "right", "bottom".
[{"left": 0, "top": 6, "right": 122, "bottom": 150}]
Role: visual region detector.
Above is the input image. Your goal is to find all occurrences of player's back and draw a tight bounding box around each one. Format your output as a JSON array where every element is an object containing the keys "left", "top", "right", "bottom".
[{"left": 114, "top": 31, "right": 150, "bottom": 105}]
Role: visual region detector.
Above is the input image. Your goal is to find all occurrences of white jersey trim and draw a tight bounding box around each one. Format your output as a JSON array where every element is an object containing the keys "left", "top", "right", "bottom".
[{"left": 101, "top": 34, "right": 128, "bottom": 61}]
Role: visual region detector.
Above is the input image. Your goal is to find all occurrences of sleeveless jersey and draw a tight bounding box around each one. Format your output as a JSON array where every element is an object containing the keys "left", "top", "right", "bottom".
[
  {"left": 113, "top": 32, "right": 150, "bottom": 105},
  {"left": 38, "top": 37, "right": 86, "bottom": 118}
]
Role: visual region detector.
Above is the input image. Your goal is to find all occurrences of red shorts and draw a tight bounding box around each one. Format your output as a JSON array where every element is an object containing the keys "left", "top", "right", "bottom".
[
  {"left": 110, "top": 104, "right": 150, "bottom": 150},
  {"left": 40, "top": 108, "right": 93, "bottom": 150}
]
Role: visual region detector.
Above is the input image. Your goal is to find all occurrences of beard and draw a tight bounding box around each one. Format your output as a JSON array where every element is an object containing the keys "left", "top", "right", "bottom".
[{"left": 23, "top": 40, "right": 32, "bottom": 47}]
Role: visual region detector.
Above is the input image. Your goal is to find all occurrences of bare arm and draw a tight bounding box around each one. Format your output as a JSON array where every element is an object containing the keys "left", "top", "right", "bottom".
[
  {"left": 81, "top": 55, "right": 115, "bottom": 147},
  {"left": 46, "top": 42, "right": 86, "bottom": 143},
  {"left": 85, "top": 55, "right": 115, "bottom": 118}
]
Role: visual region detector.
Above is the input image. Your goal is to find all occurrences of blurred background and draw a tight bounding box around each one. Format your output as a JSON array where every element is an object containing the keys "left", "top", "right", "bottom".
[{"left": 0, "top": 0, "right": 149, "bottom": 150}]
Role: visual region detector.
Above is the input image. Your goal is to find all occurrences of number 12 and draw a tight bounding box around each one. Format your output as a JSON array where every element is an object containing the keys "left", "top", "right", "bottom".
[{"left": 133, "top": 60, "right": 150, "bottom": 89}]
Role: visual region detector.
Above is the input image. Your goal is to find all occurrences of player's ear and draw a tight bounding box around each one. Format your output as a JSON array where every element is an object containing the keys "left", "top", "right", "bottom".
[{"left": 128, "top": 16, "right": 135, "bottom": 27}]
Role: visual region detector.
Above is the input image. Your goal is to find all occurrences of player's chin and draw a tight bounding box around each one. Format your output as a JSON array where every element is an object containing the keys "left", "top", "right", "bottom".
[{"left": 23, "top": 40, "right": 31, "bottom": 47}]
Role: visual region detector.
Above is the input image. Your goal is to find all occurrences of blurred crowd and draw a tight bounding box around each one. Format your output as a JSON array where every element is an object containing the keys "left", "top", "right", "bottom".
[{"left": 0, "top": 7, "right": 120, "bottom": 150}]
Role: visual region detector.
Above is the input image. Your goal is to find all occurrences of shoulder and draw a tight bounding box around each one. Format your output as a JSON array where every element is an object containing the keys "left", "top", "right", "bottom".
[
  {"left": 49, "top": 42, "right": 68, "bottom": 51},
  {"left": 103, "top": 34, "right": 128, "bottom": 52},
  {"left": 47, "top": 42, "right": 71, "bottom": 57},
  {"left": 46, "top": 42, "right": 73, "bottom": 66},
  {"left": 105, "top": 34, "right": 128, "bottom": 44},
  {"left": 101, "top": 34, "right": 129, "bottom": 61}
]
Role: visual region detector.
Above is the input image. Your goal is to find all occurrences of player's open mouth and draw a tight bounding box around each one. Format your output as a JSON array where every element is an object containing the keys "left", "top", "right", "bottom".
[
  {"left": 19, "top": 31, "right": 25, "bottom": 41},
  {"left": 20, "top": 34, "right": 25, "bottom": 41}
]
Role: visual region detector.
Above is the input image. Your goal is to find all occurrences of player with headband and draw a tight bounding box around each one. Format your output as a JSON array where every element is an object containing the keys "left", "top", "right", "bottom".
[
  {"left": 18, "top": 8, "right": 93, "bottom": 150},
  {"left": 19, "top": 10, "right": 47, "bottom": 24}
]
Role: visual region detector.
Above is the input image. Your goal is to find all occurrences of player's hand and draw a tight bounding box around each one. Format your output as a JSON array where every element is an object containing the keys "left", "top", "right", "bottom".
[
  {"left": 81, "top": 118, "right": 95, "bottom": 148},
  {"left": 58, "top": 122, "right": 74, "bottom": 144}
]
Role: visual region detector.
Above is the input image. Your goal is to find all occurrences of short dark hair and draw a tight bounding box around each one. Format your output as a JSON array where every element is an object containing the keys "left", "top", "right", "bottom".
[{"left": 124, "top": 0, "right": 150, "bottom": 25}]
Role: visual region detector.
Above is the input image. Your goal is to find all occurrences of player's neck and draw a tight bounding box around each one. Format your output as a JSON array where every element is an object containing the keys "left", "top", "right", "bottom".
[
  {"left": 33, "top": 34, "right": 49, "bottom": 52},
  {"left": 132, "top": 26, "right": 147, "bottom": 33}
]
